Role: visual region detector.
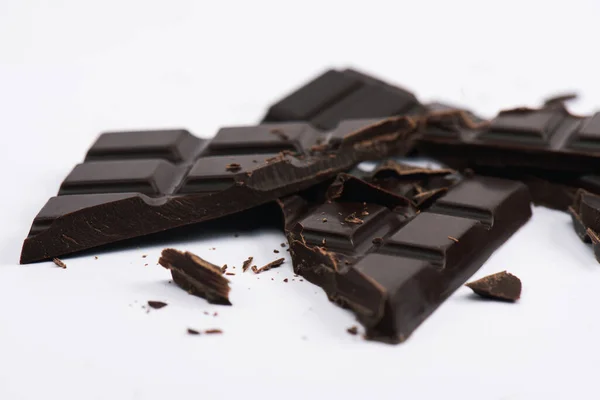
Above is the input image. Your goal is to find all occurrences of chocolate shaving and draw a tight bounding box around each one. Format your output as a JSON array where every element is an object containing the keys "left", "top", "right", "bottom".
[
  {"left": 187, "top": 328, "right": 200, "bottom": 335},
  {"left": 242, "top": 256, "right": 254, "bottom": 272},
  {"left": 344, "top": 212, "right": 364, "bottom": 225},
  {"left": 347, "top": 326, "right": 358, "bottom": 335},
  {"left": 205, "top": 329, "right": 223, "bottom": 334},
  {"left": 52, "top": 258, "right": 67, "bottom": 269},
  {"left": 225, "top": 272, "right": 235, "bottom": 276},
  {"left": 251, "top": 258, "right": 285, "bottom": 274},
  {"left": 158, "top": 248, "right": 232, "bottom": 305},
  {"left": 225, "top": 163, "right": 241, "bottom": 172}
]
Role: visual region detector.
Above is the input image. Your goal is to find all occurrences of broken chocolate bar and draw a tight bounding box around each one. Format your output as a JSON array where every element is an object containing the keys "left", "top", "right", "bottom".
[
  {"left": 158, "top": 249, "right": 232, "bottom": 305},
  {"left": 465, "top": 271, "right": 522, "bottom": 302},
  {"left": 569, "top": 189, "right": 600, "bottom": 261},
  {"left": 21, "top": 117, "right": 417, "bottom": 264},
  {"left": 279, "top": 166, "right": 531, "bottom": 343},
  {"left": 263, "top": 68, "right": 424, "bottom": 130}
]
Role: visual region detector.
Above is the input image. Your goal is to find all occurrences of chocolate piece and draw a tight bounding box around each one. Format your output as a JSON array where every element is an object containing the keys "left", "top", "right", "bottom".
[
  {"left": 158, "top": 249, "right": 231, "bottom": 305},
  {"left": 283, "top": 278, "right": 288, "bottom": 283},
  {"left": 204, "top": 329, "right": 223, "bottom": 334},
  {"left": 221, "top": 265, "right": 228, "bottom": 273},
  {"left": 280, "top": 169, "right": 531, "bottom": 343},
  {"left": 347, "top": 326, "right": 358, "bottom": 335},
  {"left": 52, "top": 258, "right": 66, "bottom": 269},
  {"left": 466, "top": 271, "right": 522, "bottom": 302},
  {"left": 22, "top": 117, "right": 417, "bottom": 264},
  {"left": 569, "top": 190, "right": 600, "bottom": 261},
  {"left": 274, "top": 249, "right": 279, "bottom": 253},
  {"left": 187, "top": 328, "right": 200, "bottom": 335},
  {"left": 251, "top": 258, "right": 285, "bottom": 274},
  {"left": 147, "top": 301, "right": 168, "bottom": 309},
  {"left": 416, "top": 105, "right": 600, "bottom": 174},
  {"left": 263, "top": 69, "right": 423, "bottom": 129},
  {"left": 225, "top": 272, "right": 235, "bottom": 276},
  {"left": 241, "top": 257, "right": 254, "bottom": 273}
]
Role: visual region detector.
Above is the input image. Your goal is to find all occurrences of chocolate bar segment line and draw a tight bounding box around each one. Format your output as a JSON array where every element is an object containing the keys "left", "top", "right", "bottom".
[{"left": 21, "top": 117, "right": 416, "bottom": 264}]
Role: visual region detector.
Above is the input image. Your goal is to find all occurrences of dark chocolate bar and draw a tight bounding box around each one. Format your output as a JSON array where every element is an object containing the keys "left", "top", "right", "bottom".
[
  {"left": 263, "top": 69, "right": 424, "bottom": 130},
  {"left": 21, "top": 117, "right": 417, "bottom": 264},
  {"left": 416, "top": 105, "right": 600, "bottom": 174},
  {"left": 569, "top": 189, "right": 600, "bottom": 262},
  {"left": 278, "top": 164, "right": 532, "bottom": 343}
]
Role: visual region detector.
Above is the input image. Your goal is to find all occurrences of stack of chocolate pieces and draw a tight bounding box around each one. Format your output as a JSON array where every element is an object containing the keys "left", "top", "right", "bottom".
[{"left": 20, "top": 68, "right": 596, "bottom": 344}]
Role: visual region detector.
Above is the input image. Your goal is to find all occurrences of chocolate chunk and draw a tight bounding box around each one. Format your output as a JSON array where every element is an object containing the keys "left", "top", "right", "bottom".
[
  {"left": 466, "top": 271, "right": 522, "bottom": 302},
  {"left": 280, "top": 243, "right": 286, "bottom": 247},
  {"left": 158, "top": 248, "right": 231, "bottom": 305},
  {"left": 147, "top": 301, "right": 168, "bottom": 309},
  {"left": 347, "top": 326, "right": 358, "bottom": 335},
  {"left": 283, "top": 278, "right": 288, "bottom": 283},
  {"left": 263, "top": 69, "right": 423, "bottom": 130},
  {"left": 22, "top": 117, "right": 417, "bottom": 264},
  {"left": 52, "top": 258, "right": 67, "bottom": 269},
  {"left": 274, "top": 249, "right": 279, "bottom": 253},
  {"left": 251, "top": 258, "right": 285, "bottom": 274},
  {"left": 242, "top": 257, "right": 254, "bottom": 273},
  {"left": 187, "top": 328, "right": 200, "bottom": 335},
  {"left": 280, "top": 167, "right": 531, "bottom": 343}
]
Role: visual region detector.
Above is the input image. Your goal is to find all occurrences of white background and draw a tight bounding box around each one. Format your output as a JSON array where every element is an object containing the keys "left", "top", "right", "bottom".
[{"left": 1, "top": 1, "right": 600, "bottom": 399}]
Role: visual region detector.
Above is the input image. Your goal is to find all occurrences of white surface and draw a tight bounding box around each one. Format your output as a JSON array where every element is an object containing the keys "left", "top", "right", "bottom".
[{"left": 1, "top": 1, "right": 600, "bottom": 399}]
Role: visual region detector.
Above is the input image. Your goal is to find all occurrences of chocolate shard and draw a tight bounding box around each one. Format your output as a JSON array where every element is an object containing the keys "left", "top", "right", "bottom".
[
  {"left": 263, "top": 68, "right": 423, "bottom": 130},
  {"left": 147, "top": 301, "right": 168, "bottom": 309},
  {"left": 281, "top": 166, "right": 531, "bottom": 343},
  {"left": 241, "top": 257, "right": 254, "bottom": 273},
  {"left": 21, "top": 117, "right": 418, "bottom": 264},
  {"left": 158, "top": 248, "right": 231, "bottom": 306},
  {"left": 252, "top": 258, "right": 285, "bottom": 274},
  {"left": 465, "top": 271, "right": 522, "bottom": 302},
  {"left": 52, "top": 258, "right": 67, "bottom": 269},
  {"left": 187, "top": 328, "right": 200, "bottom": 335}
]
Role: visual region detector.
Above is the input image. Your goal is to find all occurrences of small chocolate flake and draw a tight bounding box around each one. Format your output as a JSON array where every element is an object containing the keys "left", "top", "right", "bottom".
[
  {"left": 144, "top": 263, "right": 148, "bottom": 266},
  {"left": 347, "top": 326, "right": 358, "bottom": 335},
  {"left": 142, "top": 255, "right": 147, "bottom": 258},
  {"left": 221, "top": 264, "right": 228, "bottom": 273},
  {"left": 271, "top": 278, "right": 274, "bottom": 281},
  {"left": 52, "top": 258, "right": 67, "bottom": 269},
  {"left": 286, "top": 249, "right": 290, "bottom": 252},
  {"left": 187, "top": 328, "right": 200, "bottom": 335},
  {"left": 225, "top": 272, "right": 235, "bottom": 276},
  {"left": 205, "top": 329, "right": 223, "bottom": 334},
  {"left": 203, "top": 311, "right": 209, "bottom": 315},
  {"left": 251, "top": 265, "right": 258, "bottom": 273},
  {"left": 225, "top": 163, "right": 242, "bottom": 172},
  {"left": 147, "top": 301, "right": 168, "bottom": 309},
  {"left": 280, "top": 243, "right": 286, "bottom": 247},
  {"left": 344, "top": 213, "right": 364, "bottom": 225},
  {"left": 94, "top": 256, "right": 98, "bottom": 260},
  {"left": 448, "top": 236, "right": 459, "bottom": 243},
  {"left": 242, "top": 257, "right": 254, "bottom": 272},
  {"left": 252, "top": 258, "right": 285, "bottom": 274},
  {"left": 466, "top": 271, "right": 522, "bottom": 302},
  {"left": 300, "top": 279, "right": 304, "bottom": 282},
  {"left": 284, "top": 278, "right": 289, "bottom": 283},
  {"left": 274, "top": 249, "right": 280, "bottom": 253},
  {"left": 213, "top": 312, "right": 218, "bottom": 317}
]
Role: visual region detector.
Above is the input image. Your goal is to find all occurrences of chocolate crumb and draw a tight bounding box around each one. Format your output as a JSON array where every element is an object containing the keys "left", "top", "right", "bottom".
[
  {"left": 221, "top": 264, "right": 228, "bottom": 273},
  {"left": 142, "top": 255, "right": 147, "bottom": 258},
  {"left": 225, "top": 272, "right": 235, "bottom": 276},
  {"left": 213, "top": 312, "right": 218, "bottom": 317},
  {"left": 205, "top": 329, "right": 223, "bottom": 334},
  {"left": 300, "top": 279, "right": 304, "bottom": 282},
  {"left": 344, "top": 212, "right": 364, "bottom": 224},
  {"left": 448, "top": 236, "right": 459, "bottom": 243},
  {"left": 274, "top": 249, "right": 279, "bottom": 253},
  {"left": 203, "top": 311, "right": 209, "bottom": 315},
  {"left": 147, "top": 301, "right": 168, "bottom": 309},
  {"left": 187, "top": 328, "right": 200, "bottom": 335},
  {"left": 94, "top": 256, "right": 98, "bottom": 260},
  {"left": 271, "top": 278, "right": 274, "bottom": 281},
  {"left": 280, "top": 243, "right": 286, "bottom": 247},
  {"left": 252, "top": 258, "right": 285, "bottom": 274},
  {"left": 466, "top": 271, "right": 521, "bottom": 302},
  {"left": 284, "top": 278, "right": 289, "bottom": 283},
  {"left": 242, "top": 257, "right": 254, "bottom": 272},
  {"left": 144, "top": 263, "right": 148, "bottom": 266},
  {"left": 286, "top": 249, "right": 290, "bottom": 252},
  {"left": 225, "top": 163, "right": 242, "bottom": 172},
  {"left": 347, "top": 326, "right": 358, "bottom": 335},
  {"left": 53, "top": 258, "right": 67, "bottom": 269}
]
